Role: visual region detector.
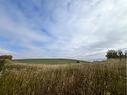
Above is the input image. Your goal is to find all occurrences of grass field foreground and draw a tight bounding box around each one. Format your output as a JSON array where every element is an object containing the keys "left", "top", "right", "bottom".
[{"left": 0, "top": 59, "right": 126, "bottom": 95}]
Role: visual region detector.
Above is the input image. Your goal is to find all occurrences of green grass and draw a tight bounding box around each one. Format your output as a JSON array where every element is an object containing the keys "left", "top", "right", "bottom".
[{"left": 14, "top": 58, "right": 88, "bottom": 64}]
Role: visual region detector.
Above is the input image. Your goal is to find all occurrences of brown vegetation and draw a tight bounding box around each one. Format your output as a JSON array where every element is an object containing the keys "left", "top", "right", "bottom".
[{"left": 0, "top": 59, "right": 126, "bottom": 95}]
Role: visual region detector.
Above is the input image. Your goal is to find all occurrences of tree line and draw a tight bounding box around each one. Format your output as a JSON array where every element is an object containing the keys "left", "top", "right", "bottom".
[{"left": 106, "top": 50, "right": 127, "bottom": 60}]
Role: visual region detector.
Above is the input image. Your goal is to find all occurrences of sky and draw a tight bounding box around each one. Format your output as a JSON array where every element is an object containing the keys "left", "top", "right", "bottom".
[{"left": 0, "top": 0, "right": 127, "bottom": 60}]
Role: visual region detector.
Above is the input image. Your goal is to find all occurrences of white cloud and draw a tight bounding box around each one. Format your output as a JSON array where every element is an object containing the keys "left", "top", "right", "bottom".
[
  {"left": 0, "top": 0, "right": 127, "bottom": 60},
  {"left": 0, "top": 48, "right": 16, "bottom": 55}
]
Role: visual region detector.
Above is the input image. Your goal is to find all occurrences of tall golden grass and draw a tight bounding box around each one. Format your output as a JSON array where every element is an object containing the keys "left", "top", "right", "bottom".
[{"left": 0, "top": 61, "right": 126, "bottom": 95}]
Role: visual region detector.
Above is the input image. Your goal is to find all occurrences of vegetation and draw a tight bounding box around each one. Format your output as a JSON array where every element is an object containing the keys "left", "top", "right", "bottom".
[
  {"left": 14, "top": 59, "right": 86, "bottom": 64},
  {"left": 0, "top": 59, "right": 5, "bottom": 72},
  {"left": 0, "top": 55, "right": 13, "bottom": 60},
  {"left": 106, "top": 50, "right": 127, "bottom": 59},
  {"left": 0, "top": 59, "right": 126, "bottom": 95},
  {"left": 0, "top": 55, "right": 12, "bottom": 72}
]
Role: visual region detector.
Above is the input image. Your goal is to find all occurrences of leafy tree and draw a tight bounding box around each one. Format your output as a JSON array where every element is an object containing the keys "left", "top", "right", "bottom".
[
  {"left": 106, "top": 50, "right": 127, "bottom": 61},
  {"left": 117, "top": 50, "right": 123, "bottom": 60},
  {"left": 106, "top": 50, "right": 118, "bottom": 59}
]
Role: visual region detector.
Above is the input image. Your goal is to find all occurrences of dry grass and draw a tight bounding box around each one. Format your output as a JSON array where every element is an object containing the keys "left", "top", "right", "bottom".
[{"left": 0, "top": 60, "right": 126, "bottom": 95}]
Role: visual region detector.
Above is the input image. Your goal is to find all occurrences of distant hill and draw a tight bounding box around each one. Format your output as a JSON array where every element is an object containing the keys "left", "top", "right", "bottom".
[{"left": 14, "top": 58, "right": 89, "bottom": 64}]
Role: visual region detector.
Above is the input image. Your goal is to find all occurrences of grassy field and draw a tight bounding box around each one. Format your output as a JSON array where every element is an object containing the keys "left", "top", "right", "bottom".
[
  {"left": 0, "top": 59, "right": 126, "bottom": 95},
  {"left": 14, "top": 59, "right": 88, "bottom": 64}
]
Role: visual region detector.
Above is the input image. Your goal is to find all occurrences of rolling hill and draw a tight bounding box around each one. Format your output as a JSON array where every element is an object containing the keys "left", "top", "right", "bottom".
[{"left": 13, "top": 58, "right": 89, "bottom": 64}]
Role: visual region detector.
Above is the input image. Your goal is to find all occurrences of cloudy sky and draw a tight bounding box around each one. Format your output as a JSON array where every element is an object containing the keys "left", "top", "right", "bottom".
[{"left": 0, "top": 0, "right": 127, "bottom": 60}]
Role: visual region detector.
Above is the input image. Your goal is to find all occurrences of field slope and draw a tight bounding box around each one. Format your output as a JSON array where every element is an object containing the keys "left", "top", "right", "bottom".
[{"left": 14, "top": 58, "right": 88, "bottom": 64}]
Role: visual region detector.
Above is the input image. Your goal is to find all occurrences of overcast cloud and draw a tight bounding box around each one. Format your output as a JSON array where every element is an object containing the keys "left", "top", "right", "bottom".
[{"left": 0, "top": 0, "right": 127, "bottom": 60}]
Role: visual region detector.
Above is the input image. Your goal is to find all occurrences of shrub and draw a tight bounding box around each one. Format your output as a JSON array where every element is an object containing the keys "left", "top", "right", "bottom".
[
  {"left": 76, "top": 60, "right": 80, "bottom": 63},
  {"left": 0, "top": 59, "right": 5, "bottom": 72},
  {"left": 0, "top": 55, "right": 12, "bottom": 72},
  {"left": 0, "top": 55, "right": 12, "bottom": 60}
]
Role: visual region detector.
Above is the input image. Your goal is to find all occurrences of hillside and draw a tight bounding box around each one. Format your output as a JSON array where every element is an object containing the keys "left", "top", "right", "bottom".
[{"left": 13, "top": 58, "right": 89, "bottom": 64}]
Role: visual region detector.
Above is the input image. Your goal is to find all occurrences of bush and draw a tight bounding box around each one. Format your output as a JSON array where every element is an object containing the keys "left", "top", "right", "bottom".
[
  {"left": 0, "top": 55, "right": 12, "bottom": 72},
  {"left": 0, "top": 55, "right": 12, "bottom": 60},
  {"left": 76, "top": 60, "right": 80, "bottom": 63},
  {"left": 0, "top": 59, "right": 5, "bottom": 72}
]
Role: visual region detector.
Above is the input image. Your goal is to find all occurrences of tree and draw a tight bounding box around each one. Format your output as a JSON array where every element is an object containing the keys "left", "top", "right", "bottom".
[
  {"left": 106, "top": 50, "right": 118, "bottom": 59},
  {"left": 117, "top": 50, "right": 123, "bottom": 61}
]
